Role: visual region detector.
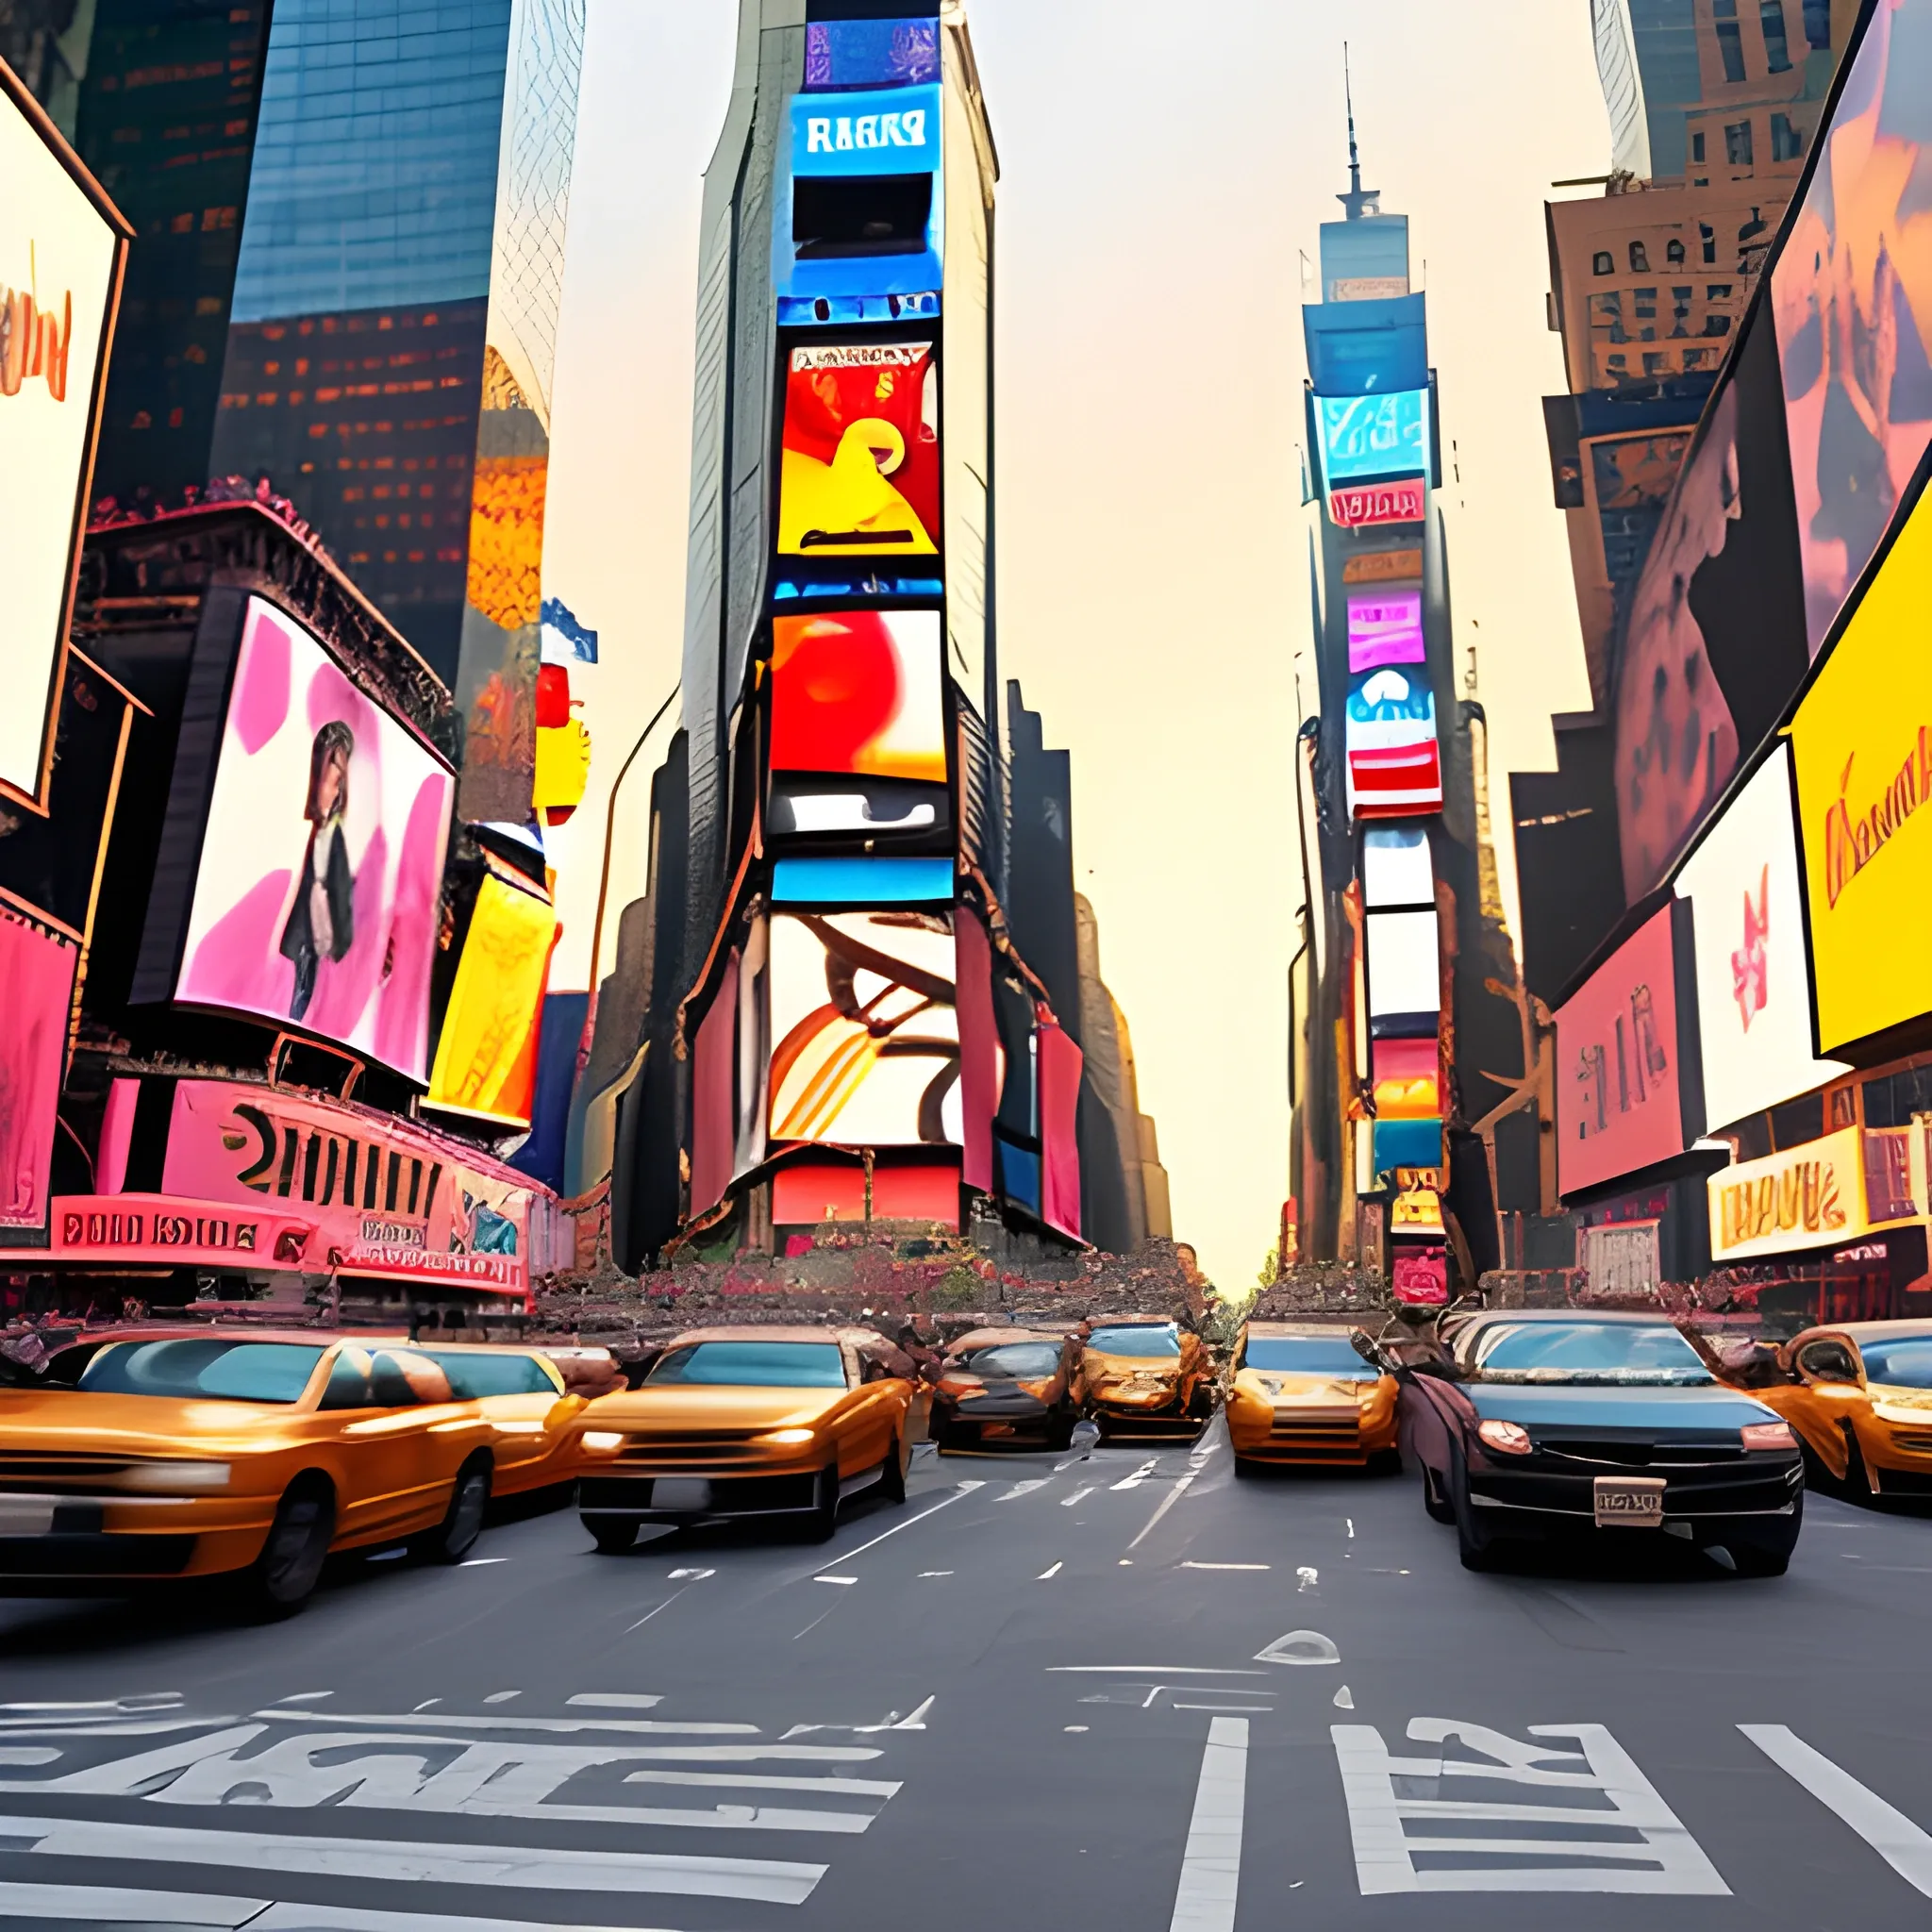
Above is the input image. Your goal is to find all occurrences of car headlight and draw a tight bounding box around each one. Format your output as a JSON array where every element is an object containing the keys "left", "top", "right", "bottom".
[
  {"left": 581, "top": 1431, "right": 625, "bottom": 1451},
  {"left": 1476, "top": 1419, "right": 1533, "bottom": 1456},
  {"left": 1740, "top": 1421, "right": 1798, "bottom": 1450},
  {"left": 762, "top": 1428, "right": 815, "bottom": 1444},
  {"left": 1872, "top": 1403, "right": 1932, "bottom": 1427},
  {"left": 119, "top": 1462, "right": 231, "bottom": 1492}
]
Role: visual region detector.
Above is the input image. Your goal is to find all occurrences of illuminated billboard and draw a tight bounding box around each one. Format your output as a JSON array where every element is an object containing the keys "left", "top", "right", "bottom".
[
  {"left": 768, "top": 910, "right": 960, "bottom": 1146},
  {"left": 0, "top": 68, "right": 127, "bottom": 808},
  {"left": 145, "top": 596, "right": 456, "bottom": 1082},
  {"left": 771, "top": 609, "right": 945, "bottom": 780},
  {"left": 1346, "top": 667, "right": 1441, "bottom": 820},
  {"left": 1346, "top": 590, "right": 1424, "bottom": 672},
  {"left": 1771, "top": 0, "right": 1932, "bottom": 656},
  {"left": 1317, "top": 389, "right": 1429, "bottom": 487},
  {"left": 1707, "top": 1126, "right": 1866, "bottom": 1263},
  {"left": 1790, "top": 478, "right": 1932, "bottom": 1055},
  {"left": 427, "top": 872, "right": 558, "bottom": 1126},
  {"left": 1365, "top": 908, "right": 1440, "bottom": 1032},
  {"left": 1329, "top": 479, "right": 1424, "bottom": 529},
  {"left": 1361, "top": 824, "right": 1434, "bottom": 908},
  {"left": 1372, "top": 1037, "right": 1439, "bottom": 1119},
  {"left": 1674, "top": 744, "right": 1847, "bottom": 1131},
  {"left": 805, "top": 18, "right": 940, "bottom": 89},
  {"left": 1554, "top": 903, "right": 1686, "bottom": 1197},
  {"left": 0, "top": 912, "right": 77, "bottom": 1240},
  {"left": 778, "top": 342, "right": 940, "bottom": 556}
]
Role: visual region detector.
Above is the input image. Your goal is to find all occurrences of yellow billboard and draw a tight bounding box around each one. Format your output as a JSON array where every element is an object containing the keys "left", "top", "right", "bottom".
[
  {"left": 1707, "top": 1126, "right": 1867, "bottom": 1263},
  {"left": 1790, "top": 483, "right": 1932, "bottom": 1055},
  {"left": 427, "top": 872, "right": 556, "bottom": 1125}
]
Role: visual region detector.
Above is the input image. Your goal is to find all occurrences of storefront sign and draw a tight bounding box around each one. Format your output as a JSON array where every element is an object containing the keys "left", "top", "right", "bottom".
[
  {"left": 1790, "top": 482, "right": 1932, "bottom": 1053},
  {"left": 1555, "top": 904, "right": 1687, "bottom": 1197},
  {"left": 1708, "top": 1125, "right": 1867, "bottom": 1262},
  {"left": 1329, "top": 479, "right": 1424, "bottom": 529}
]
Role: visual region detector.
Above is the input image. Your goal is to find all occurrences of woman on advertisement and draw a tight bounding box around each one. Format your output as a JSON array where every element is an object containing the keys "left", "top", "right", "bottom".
[{"left": 280, "top": 721, "right": 357, "bottom": 1022}]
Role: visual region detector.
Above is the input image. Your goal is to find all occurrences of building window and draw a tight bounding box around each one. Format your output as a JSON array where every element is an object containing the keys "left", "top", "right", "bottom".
[
  {"left": 1643, "top": 351, "right": 1669, "bottom": 375},
  {"left": 1691, "top": 130, "right": 1706, "bottom": 163},
  {"left": 1803, "top": 0, "right": 1830, "bottom": 46},
  {"left": 1703, "top": 313, "right": 1733, "bottom": 337},
  {"left": 1707, "top": 283, "right": 1733, "bottom": 300},
  {"left": 1725, "top": 120, "right": 1755, "bottom": 167},
  {"left": 1772, "top": 111, "right": 1804, "bottom": 161},
  {"left": 1683, "top": 348, "right": 1709, "bottom": 368},
  {"left": 1666, "top": 237, "right": 1686, "bottom": 264},
  {"left": 1593, "top": 249, "right": 1615, "bottom": 275},
  {"left": 1634, "top": 288, "right": 1657, "bottom": 317},
  {"left": 1700, "top": 222, "right": 1717, "bottom": 262},
  {"left": 1760, "top": 0, "right": 1792, "bottom": 70},
  {"left": 1628, "top": 240, "right": 1650, "bottom": 272},
  {"left": 1715, "top": 0, "right": 1748, "bottom": 80}
]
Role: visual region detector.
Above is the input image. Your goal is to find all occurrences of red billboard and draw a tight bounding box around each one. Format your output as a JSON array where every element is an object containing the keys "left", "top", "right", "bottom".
[{"left": 1329, "top": 478, "right": 1425, "bottom": 528}]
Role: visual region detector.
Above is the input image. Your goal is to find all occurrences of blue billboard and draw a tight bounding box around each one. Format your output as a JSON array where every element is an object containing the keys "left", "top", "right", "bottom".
[
  {"left": 1317, "top": 389, "right": 1430, "bottom": 487},
  {"left": 1303, "top": 292, "right": 1428, "bottom": 397},
  {"left": 790, "top": 84, "right": 941, "bottom": 178}
]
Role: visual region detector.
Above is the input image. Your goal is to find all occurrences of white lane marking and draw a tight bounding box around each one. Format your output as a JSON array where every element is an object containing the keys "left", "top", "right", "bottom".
[
  {"left": 625, "top": 1591, "right": 689, "bottom": 1632},
  {"left": 892, "top": 1697, "right": 935, "bottom": 1730},
  {"left": 483, "top": 1692, "right": 520, "bottom": 1704},
  {"left": 567, "top": 1694, "right": 663, "bottom": 1709},
  {"left": 1061, "top": 1486, "right": 1095, "bottom": 1507},
  {"left": 411, "top": 1700, "right": 440, "bottom": 1712},
  {"left": 814, "top": 1576, "right": 858, "bottom": 1587},
  {"left": 794, "top": 1607, "right": 839, "bottom": 1641},
  {"left": 1256, "top": 1630, "right": 1341, "bottom": 1666},
  {"left": 1346, "top": 1518, "right": 1355, "bottom": 1539},
  {"left": 250, "top": 1907, "right": 684, "bottom": 1932},
  {"left": 245, "top": 1710, "right": 753, "bottom": 1736},
  {"left": 1297, "top": 1566, "right": 1319, "bottom": 1591},
  {"left": 1038, "top": 1561, "right": 1063, "bottom": 1579},
  {"left": 1334, "top": 1687, "right": 1355, "bottom": 1709},
  {"left": 1332, "top": 1720, "right": 1729, "bottom": 1894},
  {"left": 459, "top": 1557, "right": 508, "bottom": 1567},
  {"left": 918, "top": 1571, "right": 952, "bottom": 1577},
  {"left": 998, "top": 1479, "right": 1049, "bottom": 1501},
  {"left": 1048, "top": 1667, "right": 1270, "bottom": 1675},
  {"left": 1741, "top": 1724, "right": 1932, "bottom": 1894},
  {"left": 1065, "top": 1725, "right": 1089, "bottom": 1733},
  {"left": 1174, "top": 1704, "right": 1273, "bottom": 1714},
  {"left": 1112, "top": 1459, "right": 1162, "bottom": 1491},
  {"left": 624, "top": 1768, "right": 900, "bottom": 1796},
  {"left": 668, "top": 1567, "right": 716, "bottom": 1580},
  {"left": 1180, "top": 1562, "right": 1269, "bottom": 1572},
  {"left": 1168, "top": 1715, "right": 1248, "bottom": 1932},
  {"left": 0, "top": 1748, "right": 58, "bottom": 1765},
  {"left": 813, "top": 1481, "right": 983, "bottom": 1570},
  {"left": 0, "top": 1888, "right": 680, "bottom": 1932},
  {"left": 0, "top": 1696, "right": 181, "bottom": 1715},
  {"left": 272, "top": 1693, "right": 332, "bottom": 1705},
  {"left": 0, "top": 1810, "right": 825, "bottom": 1901},
  {"left": 1127, "top": 1474, "right": 1195, "bottom": 1550}
]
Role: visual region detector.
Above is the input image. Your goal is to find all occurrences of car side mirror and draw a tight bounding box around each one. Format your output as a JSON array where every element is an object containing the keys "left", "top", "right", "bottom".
[{"left": 545, "top": 1394, "right": 588, "bottom": 1429}]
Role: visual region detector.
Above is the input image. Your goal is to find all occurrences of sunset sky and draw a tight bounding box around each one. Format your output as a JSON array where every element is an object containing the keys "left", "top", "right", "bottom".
[{"left": 540, "top": 0, "right": 1614, "bottom": 1290}]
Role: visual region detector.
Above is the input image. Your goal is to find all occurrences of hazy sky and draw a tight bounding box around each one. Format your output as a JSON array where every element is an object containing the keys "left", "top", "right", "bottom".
[{"left": 541, "top": 1, "right": 1613, "bottom": 1290}]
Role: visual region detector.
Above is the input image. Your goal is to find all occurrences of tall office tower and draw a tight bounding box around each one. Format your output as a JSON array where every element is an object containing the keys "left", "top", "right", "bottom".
[
  {"left": 607, "top": 0, "right": 1128, "bottom": 1269},
  {"left": 1290, "top": 98, "right": 1524, "bottom": 1294}
]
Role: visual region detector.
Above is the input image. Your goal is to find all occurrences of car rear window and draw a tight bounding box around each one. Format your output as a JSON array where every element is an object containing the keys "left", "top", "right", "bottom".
[
  {"left": 1243, "top": 1337, "right": 1376, "bottom": 1377},
  {"left": 423, "top": 1352, "right": 560, "bottom": 1398},
  {"left": 958, "top": 1341, "right": 1060, "bottom": 1377},
  {"left": 647, "top": 1342, "right": 848, "bottom": 1389},
  {"left": 1087, "top": 1325, "right": 1180, "bottom": 1357},
  {"left": 1857, "top": 1337, "right": 1932, "bottom": 1389},
  {"left": 76, "top": 1341, "right": 325, "bottom": 1404}
]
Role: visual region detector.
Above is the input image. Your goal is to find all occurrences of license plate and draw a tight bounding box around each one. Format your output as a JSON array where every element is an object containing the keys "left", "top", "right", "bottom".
[
  {"left": 649, "top": 1477, "right": 713, "bottom": 1512},
  {"left": 0, "top": 1496, "right": 58, "bottom": 1536},
  {"left": 1593, "top": 1475, "right": 1666, "bottom": 1528}
]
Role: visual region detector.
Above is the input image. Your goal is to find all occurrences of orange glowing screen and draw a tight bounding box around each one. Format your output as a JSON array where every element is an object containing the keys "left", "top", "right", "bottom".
[
  {"left": 1371, "top": 1036, "right": 1439, "bottom": 1120},
  {"left": 770, "top": 609, "right": 945, "bottom": 783}
]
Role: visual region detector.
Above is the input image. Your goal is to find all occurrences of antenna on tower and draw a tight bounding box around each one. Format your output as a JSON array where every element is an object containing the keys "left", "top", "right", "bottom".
[{"left": 1337, "top": 44, "right": 1379, "bottom": 221}]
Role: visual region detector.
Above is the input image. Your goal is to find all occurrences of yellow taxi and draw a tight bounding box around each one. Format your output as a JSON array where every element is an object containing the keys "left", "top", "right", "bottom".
[
  {"left": 0, "top": 1330, "right": 590, "bottom": 1611},
  {"left": 929, "top": 1325, "right": 1082, "bottom": 1452},
  {"left": 1224, "top": 1321, "right": 1400, "bottom": 1474},
  {"left": 1743, "top": 1322, "right": 1932, "bottom": 1499},
  {"left": 1077, "top": 1316, "right": 1215, "bottom": 1439},
  {"left": 574, "top": 1325, "right": 916, "bottom": 1547}
]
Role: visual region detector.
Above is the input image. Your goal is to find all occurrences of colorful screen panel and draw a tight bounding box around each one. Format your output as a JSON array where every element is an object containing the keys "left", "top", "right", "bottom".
[
  {"left": 1346, "top": 590, "right": 1424, "bottom": 672},
  {"left": 426, "top": 872, "right": 558, "bottom": 1126},
  {"left": 171, "top": 597, "right": 456, "bottom": 1082},
  {"left": 1372, "top": 1037, "right": 1440, "bottom": 1120},
  {"left": 1317, "top": 388, "right": 1430, "bottom": 486},
  {"left": 805, "top": 18, "right": 940, "bottom": 90},
  {"left": 771, "top": 608, "right": 945, "bottom": 781},
  {"left": 0, "top": 912, "right": 77, "bottom": 1235},
  {"left": 1346, "top": 666, "right": 1441, "bottom": 820},
  {"left": 778, "top": 342, "right": 940, "bottom": 557},
  {"left": 1361, "top": 824, "right": 1434, "bottom": 908}
]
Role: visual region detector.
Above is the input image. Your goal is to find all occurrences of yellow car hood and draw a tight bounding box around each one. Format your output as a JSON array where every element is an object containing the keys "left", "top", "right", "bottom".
[
  {"left": 585, "top": 1385, "right": 850, "bottom": 1431},
  {"left": 1237, "top": 1372, "right": 1369, "bottom": 1404},
  {"left": 1867, "top": 1383, "right": 1932, "bottom": 1413},
  {"left": 0, "top": 1389, "right": 294, "bottom": 1455}
]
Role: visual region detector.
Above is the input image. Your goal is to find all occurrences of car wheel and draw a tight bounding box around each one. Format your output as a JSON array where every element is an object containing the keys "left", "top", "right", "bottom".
[
  {"left": 416, "top": 1457, "right": 491, "bottom": 1563},
  {"left": 586, "top": 1517, "right": 637, "bottom": 1555},
  {"left": 1450, "top": 1454, "right": 1499, "bottom": 1571},
  {"left": 1421, "top": 1462, "right": 1455, "bottom": 1524},
  {"left": 878, "top": 1425, "right": 910, "bottom": 1504},
  {"left": 800, "top": 1465, "right": 840, "bottom": 1543},
  {"left": 245, "top": 1476, "right": 335, "bottom": 1617}
]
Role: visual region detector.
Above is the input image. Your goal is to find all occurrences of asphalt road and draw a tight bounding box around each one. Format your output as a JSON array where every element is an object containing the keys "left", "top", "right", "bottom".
[{"left": 1, "top": 1424, "right": 1929, "bottom": 1931}]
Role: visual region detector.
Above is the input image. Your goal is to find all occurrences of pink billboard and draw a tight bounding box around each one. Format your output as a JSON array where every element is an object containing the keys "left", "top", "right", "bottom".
[
  {"left": 1347, "top": 590, "right": 1425, "bottom": 672},
  {"left": 0, "top": 913, "right": 78, "bottom": 1233},
  {"left": 1555, "top": 904, "right": 1686, "bottom": 1197},
  {"left": 172, "top": 597, "right": 454, "bottom": 1081}
]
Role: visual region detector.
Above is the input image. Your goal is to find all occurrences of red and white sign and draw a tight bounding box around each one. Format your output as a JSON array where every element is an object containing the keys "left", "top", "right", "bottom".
[
  {"left": 1348, "top": 741, "right": 1443, "bottom": 818},
  {"left": 1329, "top": 478, "right": 1425, "bottom": 528}
]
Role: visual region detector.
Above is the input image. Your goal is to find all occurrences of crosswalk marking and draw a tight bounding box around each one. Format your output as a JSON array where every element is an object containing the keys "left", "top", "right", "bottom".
[
  {"left": 998, "top": 1479, "right": 1049, "bottom": 1501},
  {"left": 1741, "top": 1724, "right": 1932, "bottom": 1897},
  {"left": 1112, "top": 1458, "right": 1162, "bottom": 1490},
  {"left": 0, "top": 1884, "right": 674, "bottom": 1930},
  {"left": 1332, "top": 1720, "right": 1729, "bottom": 1894},
  {"left": 1169, "top": 1717, "right": 1248, "bottom": 1932}
]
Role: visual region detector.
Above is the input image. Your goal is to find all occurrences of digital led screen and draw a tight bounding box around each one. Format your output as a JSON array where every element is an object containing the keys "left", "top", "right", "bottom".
[
  {"left": 790, "top": 83, "right": 939, "bottom": 176},
  {"left": 1346, "top": 666, "right": 1441, "bottom": 820},
  {"left": 1372, "top": 1036, "right": 1440, "bottom": 1120},
  {"left": 1329, "top": 479, "right": 1425, "bottom": 529},
  {"left": 1391, "top": 1243, "right": 1448, "bottom": 1305},
  {"left": 1361, "top": 824, "right": 1434, "bottom": 908},
  {"left": 1317, "top": 389, "right": 1429, "bottom": 487},
  {"left": 0, "top": 913, "right": 77, "bottom": 1236},
  {"left": 1554, "top": 903, "right": 1685, "bottom": 1197},
  {"left": 1342, "top": 547, "right": 1423, "bottom": 586},
  {"left": 426, "top": 872, "right": 558, "bottom": 1126},
  {"left": 1674, "top": 744, "right": 1846, "bottom": 1131},
  {"left": 1771, "top": 0, "right": 1932, "bottom": 656},
  {"left": 1348, "top": 742, "right": 1443, "bottom": 820},
  {"left": 1375, "top": 1119, "right": 1443, "bottom": 1174},
  {"left": 1789, "top": 477, "right": 1932, "bottom": 1055},
  {"left": 1365, "top": 908, "right": 1441, "bottom": 1024},
  {"left": 1346, "top": 590, "right": 1424, "bottom": 672},
  {"left": 1303, "top": 292, "right": 1427, "bottom": 396},
  {"left": 771, "top": 856, "right": 954, "bottom": 905},
  {"left": 770, "top": 608, "right": 945, "bottom": 781},
  {"left": 165, "top": 596, "right": 456, "bottom": 1082},
  {"left": 0, "top": 75, "right": 125, "bottom": 806},
  {"left": 1708, "top": 1125, "right": 1867, "bottom": 1262},
  {"left": 1038, "top": 1021, "right": 1083, "bottom": 1241},
  {"left": 779, "top": 342, "right": 940, "bottom": 556},
  {"left": 805, "top": 18, "right": 940, "bottom": 90},
  {"left": 768, "top": 910, "right": 959, "bottom": 1146}
]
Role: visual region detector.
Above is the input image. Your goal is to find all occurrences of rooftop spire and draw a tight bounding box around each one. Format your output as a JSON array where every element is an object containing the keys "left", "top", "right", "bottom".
[{"left": 1338, "top": 42, "right": 1379, "bottom": 221}]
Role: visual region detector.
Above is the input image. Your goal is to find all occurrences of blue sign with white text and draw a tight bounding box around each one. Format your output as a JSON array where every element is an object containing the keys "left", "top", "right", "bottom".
[
  {"left": 1317, "top": 389, "right": 1430, "bottom": 487},
  {"left": 791, "top": 84, "right": 941, "bottom": 177}
]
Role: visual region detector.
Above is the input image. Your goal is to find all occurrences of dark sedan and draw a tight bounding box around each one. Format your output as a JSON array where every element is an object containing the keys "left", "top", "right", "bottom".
[
  {"left": 1393, "top": 1309, "right": 1804, "bottom": 1574},
  {"left": 929, "top": 1328, "right": 1080, "bottom": 1453}
]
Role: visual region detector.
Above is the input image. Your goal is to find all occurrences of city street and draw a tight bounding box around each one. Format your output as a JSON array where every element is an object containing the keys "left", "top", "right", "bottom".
[{"left": 0, "top": 1431, "right": 1927, "bottom": 1929}]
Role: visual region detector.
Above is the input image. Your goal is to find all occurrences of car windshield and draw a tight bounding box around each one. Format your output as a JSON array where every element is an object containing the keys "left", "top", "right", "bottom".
[
  {"left": 1468, "top": 1322, "right": 1712, "bottom": 1385},
  {"left": 647, "top": 1341, "right": 848, "bottom": 1389},
  {"left": 421, "top": 1352, "right": 559, "bottom": 1399},
  {"left": 1088, "top": 1325, "right": 1180, "bottom": 1358},
  {"left": 1244, "top": 1337, "right": 1377, "bottom": 1378},
  {"left": 958, "top": 1341, "right": 1060, "bottom": 1377},
  {"left": 75, "top": 1341, "right": 326, "bottom": 1404},
  {"left": 1857, "top": 1338, "right": 1932, "bottom": 1390}
]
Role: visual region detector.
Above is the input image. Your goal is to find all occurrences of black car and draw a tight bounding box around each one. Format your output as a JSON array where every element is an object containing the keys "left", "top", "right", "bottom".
[
  {"left": 929, "top": 1327, "right": 1080, "bottom": 1452},
  {"left": 1392, "top": 1309, "right": 1805, "bottom": 1574}
]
